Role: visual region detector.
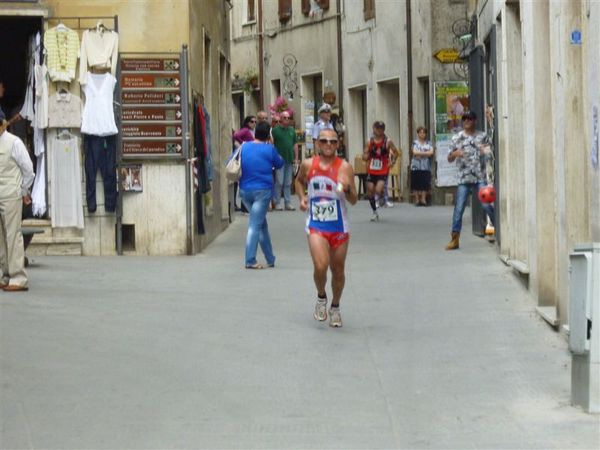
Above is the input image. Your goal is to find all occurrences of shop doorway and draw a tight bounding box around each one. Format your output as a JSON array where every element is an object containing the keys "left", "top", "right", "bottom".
[{"left": 0, "top": 15, "right": 43, "bottom": 147}]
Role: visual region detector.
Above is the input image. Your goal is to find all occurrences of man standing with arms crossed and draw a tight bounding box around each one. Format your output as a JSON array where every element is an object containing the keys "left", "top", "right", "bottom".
[
  {"left": 0, "top": 108, "right": 34, "bottom": 291},
  {"left": 271, "top": 111, "right": 299, "bottom": 211},
  {"left": 295, "top": 129, "right": 358, "bottom": 327}
]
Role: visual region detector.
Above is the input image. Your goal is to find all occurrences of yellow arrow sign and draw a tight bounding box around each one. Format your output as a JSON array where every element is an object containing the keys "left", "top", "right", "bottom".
[{"left": 434, "top": 48, "right": 461, "bottom": 63}]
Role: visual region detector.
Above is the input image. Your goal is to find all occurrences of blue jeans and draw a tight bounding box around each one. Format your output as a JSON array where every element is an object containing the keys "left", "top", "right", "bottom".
[
  {"left": 240, "top": 189, "right": 275, "bottom": 266},
  {"left": 452, "top": 182, "right": 495, "bottom": 233},
  {"left": 273, "top": 163, "right": 293, "bottom": 207}
]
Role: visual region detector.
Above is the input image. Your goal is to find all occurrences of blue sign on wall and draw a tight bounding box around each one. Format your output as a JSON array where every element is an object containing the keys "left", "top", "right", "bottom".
[{"left": 571, "top": 30, "right": 582, "bottom": 45}]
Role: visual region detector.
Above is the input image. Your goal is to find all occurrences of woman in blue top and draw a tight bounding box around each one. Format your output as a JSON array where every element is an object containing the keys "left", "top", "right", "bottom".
[{"left": 239, "top": 121, "right": 285, "bottom": 269}]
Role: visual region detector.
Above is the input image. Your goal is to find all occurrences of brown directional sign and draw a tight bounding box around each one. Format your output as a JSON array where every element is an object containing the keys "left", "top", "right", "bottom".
[
  {"left": 123, "top": 141, "right": 183, "bottom": 155},
  {"left": 123, "top": 124, "right": 183, "bottom": 138},
  {"left": 122, "top": 91, "right": 181, "bottom": 105},
  {"left": 122, "top": 73, "right": 180, "bottom": 89},
  {"left": 122, "top": 107, "right": 183, "bottom": 122},
  {"left": 121, "top": 59, "right": 180, "bottom": 72}
]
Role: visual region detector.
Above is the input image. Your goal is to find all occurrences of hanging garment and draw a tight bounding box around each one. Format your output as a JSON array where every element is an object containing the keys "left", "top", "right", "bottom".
[
  {"left": 31, "top": 153, "right": 46, "bottom": 217},
  {"left": 79, "top": 27, "right": 119, "bottom": 85},
  {"left": 19, "top": 35, "right": 36, "bottom": 121},
  {"left": 202, "top": 106, "right": 214, "bottom": 182},
  {"left": 33, "top": 63, "right": 48, "bottom": 129},
  {"left": 44, "top": 25, "right": 80, "bottom": 83},
  {"left": 192, "top": 103, "right": 210, "bottom": 193},
  {"left": 81, "top": 72, "right": 118, "bottom": 136},
  {"left": 49, "top": 132, "right": 84, "bottom": 228},
  {"left": 48, "top": 91, "right": 82, "bottom": 128},
  {"left": 83, "top": 134, "right": 117, "bottom": 213}
]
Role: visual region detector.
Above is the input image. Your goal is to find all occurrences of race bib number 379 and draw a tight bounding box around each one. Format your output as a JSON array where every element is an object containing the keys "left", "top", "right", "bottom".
[{"left": 311, "top": 199, "right": 339, "bottom": 222}]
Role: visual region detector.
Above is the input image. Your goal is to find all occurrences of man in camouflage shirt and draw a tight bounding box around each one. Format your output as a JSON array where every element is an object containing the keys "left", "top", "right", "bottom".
[{"left": 445, "top": 111, "right": 495, "bottom": 250}]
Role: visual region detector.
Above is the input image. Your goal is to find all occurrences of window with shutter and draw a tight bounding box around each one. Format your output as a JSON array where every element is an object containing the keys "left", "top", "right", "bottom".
[
  {"left": 302, "top": 0, "right": 311, "bottom": 16},
  {"left": 247, "top": 0, "right": 256, "bottom": 22},
  {"left": 364, "top": 0, "right": 375, "bottom": 21},
  {"left": 278, "top": 0, "right": 292, "bottom": 23},
  {"left": 320, "top": 0, "right": 330, "bottom": 11}
]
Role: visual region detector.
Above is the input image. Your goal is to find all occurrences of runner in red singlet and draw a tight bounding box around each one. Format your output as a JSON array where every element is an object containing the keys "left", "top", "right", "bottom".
[{"left": 362, "top": 121, "right": 400, "bottom": 221}]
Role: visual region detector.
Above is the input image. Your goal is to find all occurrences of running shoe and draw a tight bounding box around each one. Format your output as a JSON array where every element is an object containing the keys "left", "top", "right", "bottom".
[
  {"left": 370, "top": 211, "right": 379, "bottom": 222},
  {"left": 329, "top": 308, "right": 342, "bottom": 327},
  {"left": 314, "top": 298, "right": 328, "bottom": 321},
  {"left": 385, "top": 201, "right": 394, "bottom": 208}
]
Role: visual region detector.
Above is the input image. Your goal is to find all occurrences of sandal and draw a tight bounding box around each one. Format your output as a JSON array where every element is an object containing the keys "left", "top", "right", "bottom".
[{"left": 245, "top": 263, "right": 264, "bottom": 269}]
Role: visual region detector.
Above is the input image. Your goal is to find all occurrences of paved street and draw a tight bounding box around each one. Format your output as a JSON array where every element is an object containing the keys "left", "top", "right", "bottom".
[{"left": 1, "top": 202, "right": 599, "bottom": 449}]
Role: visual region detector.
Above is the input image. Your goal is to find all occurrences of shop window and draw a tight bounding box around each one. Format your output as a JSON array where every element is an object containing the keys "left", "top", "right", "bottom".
[
  {"left": 364, "top": 0, "right": 375, "bottom": 21},
  {"left": 278, "top": 0, "right": 292, "bottom": 24},
  {"left": 246, "top": 0, "right": 256, "bottom": 23}
]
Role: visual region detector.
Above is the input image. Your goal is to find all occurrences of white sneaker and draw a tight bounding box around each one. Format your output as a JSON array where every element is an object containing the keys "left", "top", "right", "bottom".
[
  {"left": 329, "top": 308, "right": 342, "bottom": 327},
  {"left": 370, "top": 211, "right": 379, "bottom": 222},
  {"left": 385, "top": 201, "right": 394, "bottom": 208},
  {"left": 314, "top": 298, "right": 328, "bottom": 321}
]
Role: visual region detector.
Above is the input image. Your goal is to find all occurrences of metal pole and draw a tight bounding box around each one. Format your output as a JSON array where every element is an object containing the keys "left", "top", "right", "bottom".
[
  {"left": 114, "top": 14, "right": 123, "bottom": 255},
  {"left": 181, "top": 45, "right": 193, "bottom": 255}
]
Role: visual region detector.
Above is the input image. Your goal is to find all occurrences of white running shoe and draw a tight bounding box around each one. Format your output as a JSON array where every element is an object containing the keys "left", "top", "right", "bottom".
[
  {"left": 329, "top": 308, "right": 342, "bottom": 327},
  {"left": 385, "top": 201, "right": 394, "bottom": 208},
  {"left": 314, "top": 298, "right": 328, "bottom": 321},
  {"left": 370, "top": 211, "right": 379, "bottom": 222}
]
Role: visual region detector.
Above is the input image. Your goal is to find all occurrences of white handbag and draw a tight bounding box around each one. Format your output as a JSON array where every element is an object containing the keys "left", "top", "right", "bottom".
[{"left": 225, "top": 144, "right": 243, "bottom": 182}]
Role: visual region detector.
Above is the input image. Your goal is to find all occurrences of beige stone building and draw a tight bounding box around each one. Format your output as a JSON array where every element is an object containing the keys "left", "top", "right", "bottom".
[
  {"left": 341, "top": 0, "right": 469, "bottom": 201},
  {"left": 230, "top": 0, "right": 340, "bottom": 147},
  {"left": 470, "top": 0, "right": 600, "bottom": 328},
  {"left": 0, "top": 0, "right": 232, "bottom": 256}
]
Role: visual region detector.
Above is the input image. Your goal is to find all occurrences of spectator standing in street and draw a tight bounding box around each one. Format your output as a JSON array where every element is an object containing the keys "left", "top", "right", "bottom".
[
  {"left": 411, "top": 126, "right": 434, "bottom": 206},
  {"left": 233, "top": 116, "right": 257, "bottom": 212},
  {"left": 362, "top": 121, "right": 399, "bottom": 222},
  {"left": 256, "top": 110, "right": 269, "bottom": 124},
  {"left": 239, "top": 121, "right": 284, "bottom": 269},
  {"left": 295, "top": 129, "right": 358, "bottom": 327},
  {"left": 0, "top": 107, "right": 34, "bottom": 291},
  {"left": 445, "top": 111, "right": 495, "bottom": 250},
  {"left": 311, "top": 103, "right": 334, "bottom": 145},
  {"left": 271, "top": 111, "right": 299, "bottom": 211}
]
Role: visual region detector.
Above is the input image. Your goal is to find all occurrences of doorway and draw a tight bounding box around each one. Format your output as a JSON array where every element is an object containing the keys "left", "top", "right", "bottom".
[{"left": 0, "top": 15, "right": 43, "bottom": 147}]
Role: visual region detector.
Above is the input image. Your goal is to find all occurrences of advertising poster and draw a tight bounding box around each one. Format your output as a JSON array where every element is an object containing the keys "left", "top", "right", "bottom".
[
  {"left": 433, "top": 81, "right": 469, "bottom": 187},
  {"left": 119, "top": 165, "right": 143, "bottom": 192}
]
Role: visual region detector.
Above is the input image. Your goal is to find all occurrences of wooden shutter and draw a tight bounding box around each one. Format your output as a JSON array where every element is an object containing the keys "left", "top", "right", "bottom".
[
  {"left": 247, "top": 0, "right": 256, "bottom": 22},
  {"left": 301, "top": 0, "right": 310, "bottom": 16},
  {"left": 320, "top": 0, "right": 330, "bottom": 11},
  {"left": 278, "top": 0, "right": 292, "bottom": 23},
  {"left": 364, "top": 0, "right": 375, "bottom": 21}
]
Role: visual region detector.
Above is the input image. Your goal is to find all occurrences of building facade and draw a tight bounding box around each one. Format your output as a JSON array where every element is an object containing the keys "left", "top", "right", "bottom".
[
  {"left": 470, "top": 0, "right": 600, "bottom": 328},
  {"left": 0, "top": 0, "right": 232, "bottom": 256}
]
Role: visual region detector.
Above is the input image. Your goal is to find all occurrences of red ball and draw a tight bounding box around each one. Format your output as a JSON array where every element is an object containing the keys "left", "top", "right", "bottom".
[{"left": 478, "top": 185, "right": 496, "bottom": 204}]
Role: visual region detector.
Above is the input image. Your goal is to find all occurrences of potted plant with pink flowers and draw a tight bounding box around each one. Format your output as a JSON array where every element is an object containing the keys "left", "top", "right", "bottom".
[{"left": 268, "top": 96, "right": 295, "bottom": 121}]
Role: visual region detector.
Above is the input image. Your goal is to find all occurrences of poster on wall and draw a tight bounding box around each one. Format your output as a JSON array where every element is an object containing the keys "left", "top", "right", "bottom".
[
  {"left": 119, "top": 165, "right": 143, "bottom": 192},
  {"left": 433, "top": 81, "right": 469, "bottom": 187}
]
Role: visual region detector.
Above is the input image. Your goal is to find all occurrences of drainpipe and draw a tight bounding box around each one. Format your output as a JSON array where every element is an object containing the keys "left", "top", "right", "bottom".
[
  {"left": 406, "top": 0, "right": 413, "bottom": 160},
  {"left": 258, "top": 0, "right": 264, "bottom": 107},
  {"left": 336, "top": 0, "right": 344, "bottom": 124}
]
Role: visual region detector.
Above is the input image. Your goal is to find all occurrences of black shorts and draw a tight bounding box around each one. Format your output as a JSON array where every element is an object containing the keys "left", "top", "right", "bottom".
[
  {"left": 366, "top": 174, "right": 388, "bottom": 184},
  {"left": 411, "top": 170, "right": 431, "bottom": 191}
]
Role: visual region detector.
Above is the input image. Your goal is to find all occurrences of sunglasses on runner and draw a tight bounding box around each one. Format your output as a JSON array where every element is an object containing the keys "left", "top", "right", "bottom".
[{"left": 318, "top": 138, "right": 338, "bottom": 144}]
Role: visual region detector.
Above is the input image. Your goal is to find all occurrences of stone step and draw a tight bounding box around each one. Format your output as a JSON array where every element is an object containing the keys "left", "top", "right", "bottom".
[{"left": 22, "top": 219, "right": 84, "bottom": 256}]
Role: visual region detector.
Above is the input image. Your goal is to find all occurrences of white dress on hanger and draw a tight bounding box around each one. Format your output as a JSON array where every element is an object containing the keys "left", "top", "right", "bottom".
[
  {"left": 49, "top": 131, "right": 84, "bottom": 229},
  {"left": 81, "top": 72, "right": 118, "bottom": 136}
]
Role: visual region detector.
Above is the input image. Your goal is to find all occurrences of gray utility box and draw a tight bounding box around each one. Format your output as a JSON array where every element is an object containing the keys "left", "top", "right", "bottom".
[{"left": 569, "top": 243, "right": 600, "bottom": 413}]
